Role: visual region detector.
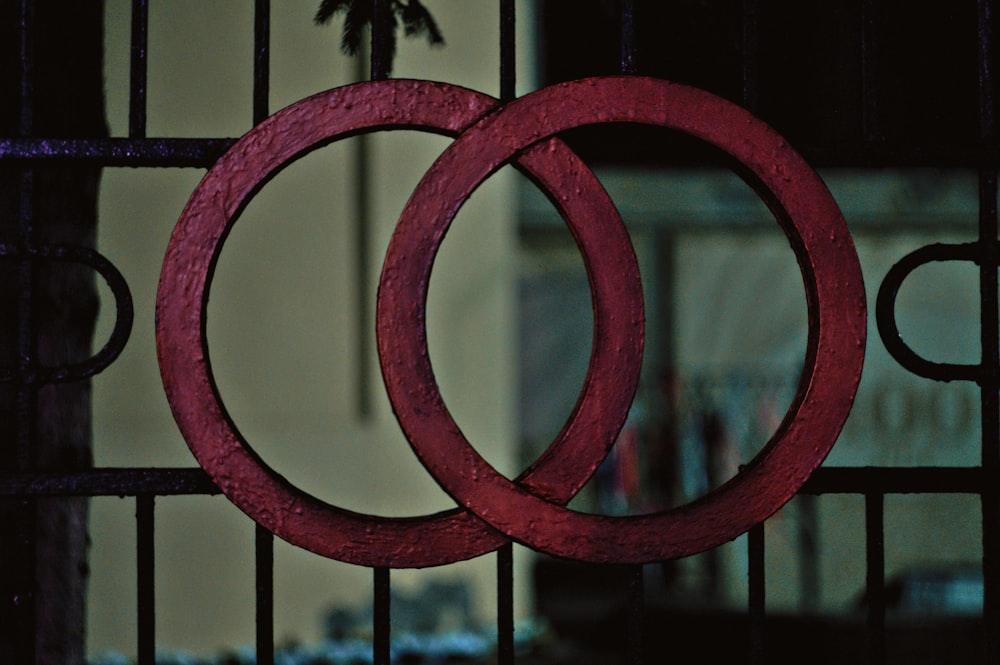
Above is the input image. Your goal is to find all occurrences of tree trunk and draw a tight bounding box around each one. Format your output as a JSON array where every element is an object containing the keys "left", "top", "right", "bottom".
[{"left": 1, "top": 2, "right": 106, "bottom": 663}]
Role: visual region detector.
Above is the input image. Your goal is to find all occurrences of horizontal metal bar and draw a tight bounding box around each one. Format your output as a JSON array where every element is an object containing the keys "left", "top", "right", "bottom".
[
  {"left": 0, "top": 137, "right": 236, "bottom": 167},
  {"left": 2, "top": 136, "right": 1000, "bottom": 170},
  {"left": 786, "top": 144, "right": 1000, "bottom": 168},
  {"left": 0, "top": 466, "right": 984, "bottom": 498},
  {"left": 811, "top": 144, "right": 1000, "bottom": 168},
  {"left": 802, "top": 466, "right": 985, "bottom": 495},
  {"left": 0, "top": 468, "right": 219, "bottom": 496}
]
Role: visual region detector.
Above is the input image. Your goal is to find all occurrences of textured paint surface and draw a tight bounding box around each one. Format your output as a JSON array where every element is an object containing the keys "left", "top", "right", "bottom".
[
  {"left": 159, "top": 76, "right": 865, "bottom": 567},
  {"left": 156, "top": 80, "right": 643, "bottom": 568},
  {"left": 378, "top": 77, "right": 866, "bottom": 563}
]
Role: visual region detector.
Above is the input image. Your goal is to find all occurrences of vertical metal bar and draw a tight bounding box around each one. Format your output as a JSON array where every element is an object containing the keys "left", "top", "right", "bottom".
[
  {"left": 620, "top": 0, "right": 637, "bottom": 74},
  {"left": 977, "top": 2, "right": 1000, "bottom": 662},
  {"left": 748, "top": 523, "right": 765, "bottom": 665},
  {"left": 979, "top": 166, "right": 1000, "bottom": 662},
  {"left": 619, "top": 7, "right": 643, "bottom": 653},
  {"left": 497, "top": 543, "right": 515, "bottom": 665},
  {"left": 10, "top": 3, "right": 37, "bottom": 661},
  {"left": 130, "top": 5, "right": 152, "bottom": 661},
  {"left": 15, "top": 160, "right": 35, "bottom": 474},
  {"left": 136, "top": 495, "right": 156, "bottom": 665},
  {"left": 255, "top": 525, "right": 274, "bottom": 665},
  {"left": 626, "top": 564, "right": 644, "bottom": 665},
  {"left": 253, "top": 0, "right": 270, "bottom": 126},
  {"left": 860, "top": 0, "right": 880, "bottom": 141},
  {"left": 13, "top": 157, "right": 36, "bottom": 665},
  {"left": 865, "top": 493, "right": 886, "bottom": 665},
  {"left": 980, "top": 168, "right": 1000, "bottom": 665},
  {"left": 373, "top": 566, "right": 391, "bottom": 665},
  {"left": 353, "top": 154, "right": 372, "bottom": 421},
  {"left": 371, "top": 0, "right": 391, "bottom": 81},
  {"left": 17, "top": 0, "right": 33, "bottom": 137},
  {"left": 15, "top": 0, "right": 35, "bottom": 467},
  {"left": 499, "top": 0, "right": 516, "bottom": 102},
  {"left": 741, "top": 0, "right": 759, "bottom": 112},
  {"left": 12, "top": 168, "right": 35, "bottom": 659},
  {"left": 129, "top": 0, "right": 149, "bottom": 138},
  {"left": 354, "top": 25, "right": 373, "bottom": 420},
  {"left": 497, "top": 2, "right": 517, "bottom": 654},
  {"left": 797, "top": 494, "right": 819, "bottom": 612},
  {"left": 979, "top": 0, "right": 996, "bottom": 141}
]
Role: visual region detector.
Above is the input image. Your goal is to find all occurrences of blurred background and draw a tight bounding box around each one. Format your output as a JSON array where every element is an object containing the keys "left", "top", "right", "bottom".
[{"left": 83, "top": 1, "right": 982, "bottom": 661}]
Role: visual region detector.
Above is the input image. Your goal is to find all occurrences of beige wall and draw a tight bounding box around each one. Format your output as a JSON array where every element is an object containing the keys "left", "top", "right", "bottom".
[{"left": 90, "top": 1, "right": 535, "bottom": 657}]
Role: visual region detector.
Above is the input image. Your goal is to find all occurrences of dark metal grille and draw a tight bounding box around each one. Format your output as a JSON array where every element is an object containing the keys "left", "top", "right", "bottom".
[{"left": 1, "top": 1, "right": 997, "bottom": 664}]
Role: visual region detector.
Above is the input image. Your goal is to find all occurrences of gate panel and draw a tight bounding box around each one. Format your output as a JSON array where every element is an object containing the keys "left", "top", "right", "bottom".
[{"left": 1, "top": 2, "right": 996, "bottom": 664}]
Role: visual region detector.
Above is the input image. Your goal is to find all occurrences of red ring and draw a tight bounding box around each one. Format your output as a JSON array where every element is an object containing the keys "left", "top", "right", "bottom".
[
  {"left": 155, "top": 80, "right": 644, "bottom": 567},
  {"left": 378, "top": 76, "right": 866, "bottom": 563}
]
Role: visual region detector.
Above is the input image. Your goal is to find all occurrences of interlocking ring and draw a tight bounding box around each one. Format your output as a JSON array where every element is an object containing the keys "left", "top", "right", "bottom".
[
  {"left": 378, "top": 76, "right": 866, "bottom": 564},
  {"left": 156, "top": 80, "right": 643, "bottom": 568}
]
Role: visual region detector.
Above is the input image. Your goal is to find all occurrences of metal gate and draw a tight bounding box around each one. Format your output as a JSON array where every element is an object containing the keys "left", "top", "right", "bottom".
[{"left": 1, "top": 1, "right": 997, "bottom": 664}]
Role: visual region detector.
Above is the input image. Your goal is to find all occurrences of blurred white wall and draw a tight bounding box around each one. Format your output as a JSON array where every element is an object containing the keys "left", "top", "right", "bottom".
[{"left": 519, "top": 167, "right": 983, "bottom": 611}]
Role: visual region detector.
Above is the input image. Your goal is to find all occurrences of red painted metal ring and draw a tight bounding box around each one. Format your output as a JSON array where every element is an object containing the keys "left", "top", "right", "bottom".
[
  {"left": 155, "top": 80, "right": 644, "bottom": 567},
  {"left": 378, "top": 76, "right": 866, "bottom": 564}
]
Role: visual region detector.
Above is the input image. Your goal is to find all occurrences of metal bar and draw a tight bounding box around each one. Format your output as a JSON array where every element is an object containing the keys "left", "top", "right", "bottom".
[
  {"left": 0, "top": 137, "right": 236, "bottom": 167},
  {"left": 620, "top": 0, "right": 637, "bottom": 74},
  {"left": 253, "top": 0, "right": 270, "bottom": 125},
  {"left": 802, "top": 466, "right": 985, "bottom": 494},
  {"left": 256, "top": 526, "right": 275, "bottom": 665},
  {"left": 373, "top": 567, "right": 391, "bottom": 665},
  {"left": 2, "top": 467, "right": 985, "bottom": 497},
  {"left": 129, "top": 0, "right": 149, "bottom": 138},
  {"left": 626, "top": 563, "right": 644, "bottom": 665},
  {"left": 11, "top": 4, "right": 37, "bottom": 660},
  {"left": 865, "top": 493, "right": 886, "bottom": 665},
  {"left": 982, "top": 452, "right": 1000, "bottom": 661},
  {"left": 0, "top": 468, "right": 220, "bottom": 496},
  {"left": 4, "top": 503, "right": 34, "bottom": 664},
  {"left": 371, "top": 0, "right": 391, "bottom": 81},
  {"left": 354, "top": 47, "right": 372, "bottom": 420},
  {"left": 979, "top": 166, "right": 1000, "bottom": 662},
  {"left": 797, "top": 494, "right": 819, "bottom": 612},
  {"left": 980, "top": 167, "right": 1000, "bottom": 665},
  {"left": 497, "top": 543, "right": 514, "bottom": 665},
  {"left": 977, "top": 2, "right": 1000, "bottom": 661},
  {"left": 15, "top": 166, "right": 34, "bottom": 468},
  {"left": 979, "top": 0, "right": 996, "bottom": 141},
  {"left": 748, "top": 523, "right": 765, "bottom": 665},
  {"left": 860, "top": 0, "right": 881, "bottom": 141},
  {"left": 741, "top": 0, "right": 759, "bottom": 111},
  {"left": 15, "top": 0, "right": 35, "bottom": 469},
  {"left": 136, "top": 495, "right": 155, "bottom": 665},
  {"left": 17, "top": 0, "right": 33, "bottom": 136},
  {"left": 494, "top": 9, "right": 517, "bottom": 551},
  {"left": 499, "top": 0, "right": 516, "bottom": 102},
  {"left": 8, "top": 138, "right": 1000, "bottom": 170}
]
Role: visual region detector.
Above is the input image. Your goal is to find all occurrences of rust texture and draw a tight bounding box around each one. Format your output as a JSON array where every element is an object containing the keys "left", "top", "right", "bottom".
[
  {"left": 156, "top": 79, "right": 643, "bottom": 568},
  {"left": 377, "top": 76, "right": 866, "bottom": 564},
  {"left": 159, "top": 76, "right": 865, "bottom": 567}
]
